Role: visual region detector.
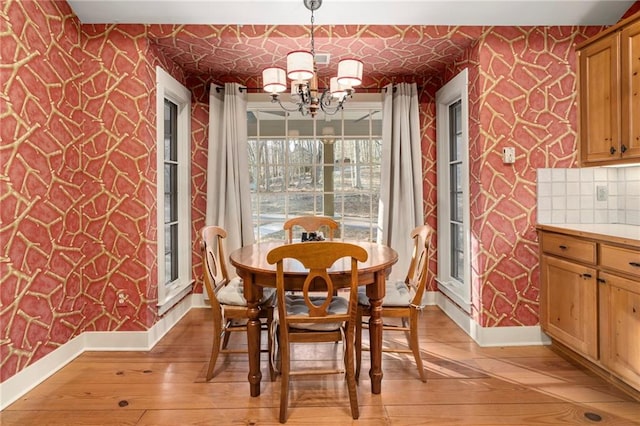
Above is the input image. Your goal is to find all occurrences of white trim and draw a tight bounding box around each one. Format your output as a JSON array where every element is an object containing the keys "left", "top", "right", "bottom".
[
  {"left": 435, "top": 292, "right": 551, "bottom": 347},
  {"left": 421, "top": 290, "right": 439, "bottom": 306},
  {"left": 0, "top": 294, "right": 198, "bottom": 410},
  {"left": 437, "top": 278, "right": 472, "bottom": 313},
  {"left": 156, "top": 66, "right": 192, "bottom": 313},
  {"left": 472, "top": 322, "right": 552, "bottom": 347},
  {"left": 0, "top": 334, "right": 85, "bottom": 410},
  {"left": 435, "top": 68, "right": 472, "bottom": 310},
  {"left": 157, "top": 279, "right": 194, "bottom": 316}
]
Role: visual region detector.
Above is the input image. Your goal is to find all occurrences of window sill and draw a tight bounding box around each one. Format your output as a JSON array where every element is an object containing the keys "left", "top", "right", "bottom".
[
  {"left": 436, "top": 278, "right": 471, "bottom": 314},
  {"left": 157, "top": 280, "right": 194, "bottom": 316}
]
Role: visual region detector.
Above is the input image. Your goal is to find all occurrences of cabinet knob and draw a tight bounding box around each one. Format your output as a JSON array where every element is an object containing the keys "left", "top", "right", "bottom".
[
  {"left": 621, "top": 144, "right": 627, "bottom": 154},
  {"left": 609, "top": 146, "right": 616, "bottom": 155}
]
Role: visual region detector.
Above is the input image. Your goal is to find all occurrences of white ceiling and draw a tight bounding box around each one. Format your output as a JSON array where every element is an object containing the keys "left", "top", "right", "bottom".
[{"left": 67, "top": 0, "right": 634, "bottom": 26}]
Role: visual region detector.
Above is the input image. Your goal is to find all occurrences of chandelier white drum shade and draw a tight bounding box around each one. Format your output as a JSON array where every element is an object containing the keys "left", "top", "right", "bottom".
[
  {"left": 286, "top": 50, "right": 315, "bottom": 81},
  {"left": 337, "top": 59, "right": 363, "bottom": 87},
  {"left": 261, "top": 0, "right": 364, "bottom": 116},
  {"left": 262, "top": 67, "right": 287, "bottom": 94},
  {"left": 262, "top": 59, "right": 363, "bottom": 95}
]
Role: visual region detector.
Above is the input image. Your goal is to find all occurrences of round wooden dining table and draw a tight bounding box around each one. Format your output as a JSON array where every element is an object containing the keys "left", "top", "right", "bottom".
[{"left": 229, "top": 240, "right": 398, "bottom": 397}]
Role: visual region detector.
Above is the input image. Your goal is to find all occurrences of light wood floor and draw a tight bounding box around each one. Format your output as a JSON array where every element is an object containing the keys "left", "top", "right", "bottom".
[{"left": 2, "top": 306, "right": 639, "bottom": 425}]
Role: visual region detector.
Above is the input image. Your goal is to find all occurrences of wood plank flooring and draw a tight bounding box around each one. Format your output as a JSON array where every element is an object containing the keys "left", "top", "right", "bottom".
[{"left": 2, "top": 307, "right": 639, "bottom": 425}]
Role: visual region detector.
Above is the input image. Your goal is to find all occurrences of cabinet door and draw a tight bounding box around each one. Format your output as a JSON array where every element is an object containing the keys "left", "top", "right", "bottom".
[
  {"left": 599, "top": 272, "right": 640, "bottom": 390},
  {"left": 621, "top": 19, "right": 640, "bottom": 160},
  {"left": 540, "top": 255, "right": 598, "bottom": 360},
  {"left": 579, "top": 34, "right": 620, "bottom": 164}
]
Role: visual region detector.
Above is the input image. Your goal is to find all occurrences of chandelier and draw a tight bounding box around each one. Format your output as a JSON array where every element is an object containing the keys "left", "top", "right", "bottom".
[{"left": 261, "top": 0, "right": 363, "bottom": 117}]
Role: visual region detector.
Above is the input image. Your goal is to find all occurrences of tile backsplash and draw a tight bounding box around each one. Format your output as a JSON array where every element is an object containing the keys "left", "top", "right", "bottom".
[{"left": 537, "top": 166, "right": 640, "bottom": 226}]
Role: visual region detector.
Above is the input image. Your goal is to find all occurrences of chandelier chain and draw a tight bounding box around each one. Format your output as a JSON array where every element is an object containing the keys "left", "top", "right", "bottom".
[{"left": 310, "top": 6, "right": 315, "bottom": 58}]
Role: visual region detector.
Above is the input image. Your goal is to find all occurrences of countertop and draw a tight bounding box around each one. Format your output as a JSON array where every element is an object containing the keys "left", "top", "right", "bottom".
[{"left": 536, "top": 223, "right": 640, "bottom": 248}]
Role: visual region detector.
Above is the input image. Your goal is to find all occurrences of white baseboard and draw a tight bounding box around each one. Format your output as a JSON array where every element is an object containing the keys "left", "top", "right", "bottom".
[
  {"left": 0, "top": 294, "right": 201, "bottom": 410},
  {"left": 433, "top": 291, "right": 551, "bottom": 347}
]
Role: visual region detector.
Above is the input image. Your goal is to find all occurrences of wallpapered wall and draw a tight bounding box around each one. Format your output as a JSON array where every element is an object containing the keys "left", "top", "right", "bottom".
[
  {"left": 1, "top": 1, "right": 190, "bottom": 381},
  {"left": 0, "top": 0, "right": 625, "bottom": 383},
  {"left": 442, "top": 26, "right": 602, "bottom": 327}
]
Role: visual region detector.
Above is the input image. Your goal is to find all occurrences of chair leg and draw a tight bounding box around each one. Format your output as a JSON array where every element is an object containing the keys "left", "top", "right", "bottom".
[
  {"left": 409, "top": 311, "right": 427, "bottom": 382},
  {"left": 222, "top": 320, "right": 233, "bottom": 349},
  {"left": 267, "top": 313, "right": 276, "bottom": 381},
  {"left": 402, "top": 316, "right": 411, "bottom": 343},
  {"left": 279, "top": 340, "right": 290, "bottom": 424},
  {"left": 355, "top": 306, "right": 363, "bottom": 381},
  {"left": 206, "top": 321, "right": 223, "bottom": 381},
  {"left": 345, "top": 327, "right": 360, "bottom": 420}
]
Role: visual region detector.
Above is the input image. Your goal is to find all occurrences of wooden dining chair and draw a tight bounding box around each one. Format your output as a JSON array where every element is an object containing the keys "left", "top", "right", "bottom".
[
  {"left": 267, "top": 241, "right": 368, "bottom": 423},
  {"left": 283, "top": 215, "right": 339, "bottom": 243},
  {"left": 355, "top": 224, "right": 435, "bottom": 382},
  {"left": 199, "top": 225, "right": 275, "bottom": 381}
]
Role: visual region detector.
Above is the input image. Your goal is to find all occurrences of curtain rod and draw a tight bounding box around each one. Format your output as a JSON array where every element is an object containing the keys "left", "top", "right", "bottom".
[{"left": 213, "top": 85, "right": 418, "bottom": 93}]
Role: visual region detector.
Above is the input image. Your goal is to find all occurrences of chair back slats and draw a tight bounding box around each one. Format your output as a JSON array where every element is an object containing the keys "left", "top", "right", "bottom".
[
  {"left": 406, "top": 224, "right": 435, "bottom": 307},
  {"left": 283, "top": 215, "right": 339, "bottom": 243},
  {"left": 268, "top": 242, "right": 367, "bottom": 327},
  {"left": 200, "top": 226, "right": 230, "bottom": 302},
  {"left": 301, "top": 270, "right": 333, "bottom": 317}
]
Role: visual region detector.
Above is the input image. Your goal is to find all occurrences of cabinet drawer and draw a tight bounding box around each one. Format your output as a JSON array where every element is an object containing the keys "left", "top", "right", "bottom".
[
  {"left": 541, "top": 233, "right": 596, "bottom": 264},
  {"left": 600, "top": 244, "right": 640, "bottom": 278}
]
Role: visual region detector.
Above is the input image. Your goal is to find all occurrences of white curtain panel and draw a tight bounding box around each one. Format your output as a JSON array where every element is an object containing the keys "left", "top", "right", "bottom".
[
  {"left": 378, "top": 82, "right": 424, "bottom": 281},
  {"left": 206, "top": 83, "right": 255, "bottom": 260}
]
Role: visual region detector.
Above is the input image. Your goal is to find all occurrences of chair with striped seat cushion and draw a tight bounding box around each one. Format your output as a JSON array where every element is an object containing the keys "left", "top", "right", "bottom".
[
  {"left": 355, "top": 224, "right": 435, "bottom": 382},
  {"left": 267, "top": 241, "right": 368, "bottom": 423},
  {"left": 199, "top": 225, "right": 275, "bottom": 381}
]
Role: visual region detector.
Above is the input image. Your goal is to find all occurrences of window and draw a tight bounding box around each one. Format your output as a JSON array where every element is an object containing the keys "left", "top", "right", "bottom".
[
  {"left": 156, "top": 66, "right": 192, "bottom": 315},
  {"left": 436, "top": 69, "right": 471, "bottom": 312},
  {"left": 164, "top": 100, "right": 179, "bottom": 284},
  {"left": 247, "top": 99, "right": 382, "bottom": 242},
  {"left": 449, "top": 100, "right": 464, "bottom": 282}
]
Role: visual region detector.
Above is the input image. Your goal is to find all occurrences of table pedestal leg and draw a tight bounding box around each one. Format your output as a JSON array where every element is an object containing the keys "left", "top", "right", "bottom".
[
  {"left": 247, "top": 302, "right": 262, "bottom": 397},
  {"left": 368, "top": 297, "right": 383, "bottom": 394}
]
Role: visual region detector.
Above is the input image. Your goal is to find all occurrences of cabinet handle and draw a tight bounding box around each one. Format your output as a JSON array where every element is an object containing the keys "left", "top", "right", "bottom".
[
  {"left": 559, "top": 245, "right": 568, "bottom": 250},
  {"left": 597, "top": 278, "right": 606, "bottom": 284},
  {"left": 621, "top": 144, "right": 627, "bottom": 154},
  {"left": 582, "top": 273, "right": 592, "bottom": 279},
  {"left": 610, "top": 146, "right": 616, "bottom": 155},
  {"left": 630, "top": 262, "right": 640, "bottom": 268}
]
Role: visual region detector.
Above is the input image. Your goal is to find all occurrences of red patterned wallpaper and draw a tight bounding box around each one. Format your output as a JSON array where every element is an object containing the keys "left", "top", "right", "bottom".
[
  {"left": 1, "top": 2, "right": 192, "bottom": 382},
  {"left": 442, "top": 26, "right": 603, "bottom": 327},
  {"left": 1, "top": 0, "right": 85, "bottom": 381},
  {"left": 1, "top": 0, "right": 625, "bottom": 384}
]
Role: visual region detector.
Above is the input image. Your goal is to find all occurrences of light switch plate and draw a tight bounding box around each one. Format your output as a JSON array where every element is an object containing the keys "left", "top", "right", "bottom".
[{"left": 503, "top": 147, "right": 515, "bottom": 164}]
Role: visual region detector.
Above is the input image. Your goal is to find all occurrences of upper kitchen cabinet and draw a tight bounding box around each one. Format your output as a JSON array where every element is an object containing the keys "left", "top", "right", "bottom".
[{"left": 578, "top": 12, "right": 640, "bottom": 166}]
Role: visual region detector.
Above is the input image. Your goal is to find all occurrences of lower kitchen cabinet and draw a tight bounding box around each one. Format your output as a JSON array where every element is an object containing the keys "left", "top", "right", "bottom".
[
  {"left": 538, "top": 225, "right": 640, "bottom": 397},
  {"left": 599, "top": 271, "right": 640, "bottom": 391},
  {"left": 540, "top": 255, "right": 598, "bottom": 360}
]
